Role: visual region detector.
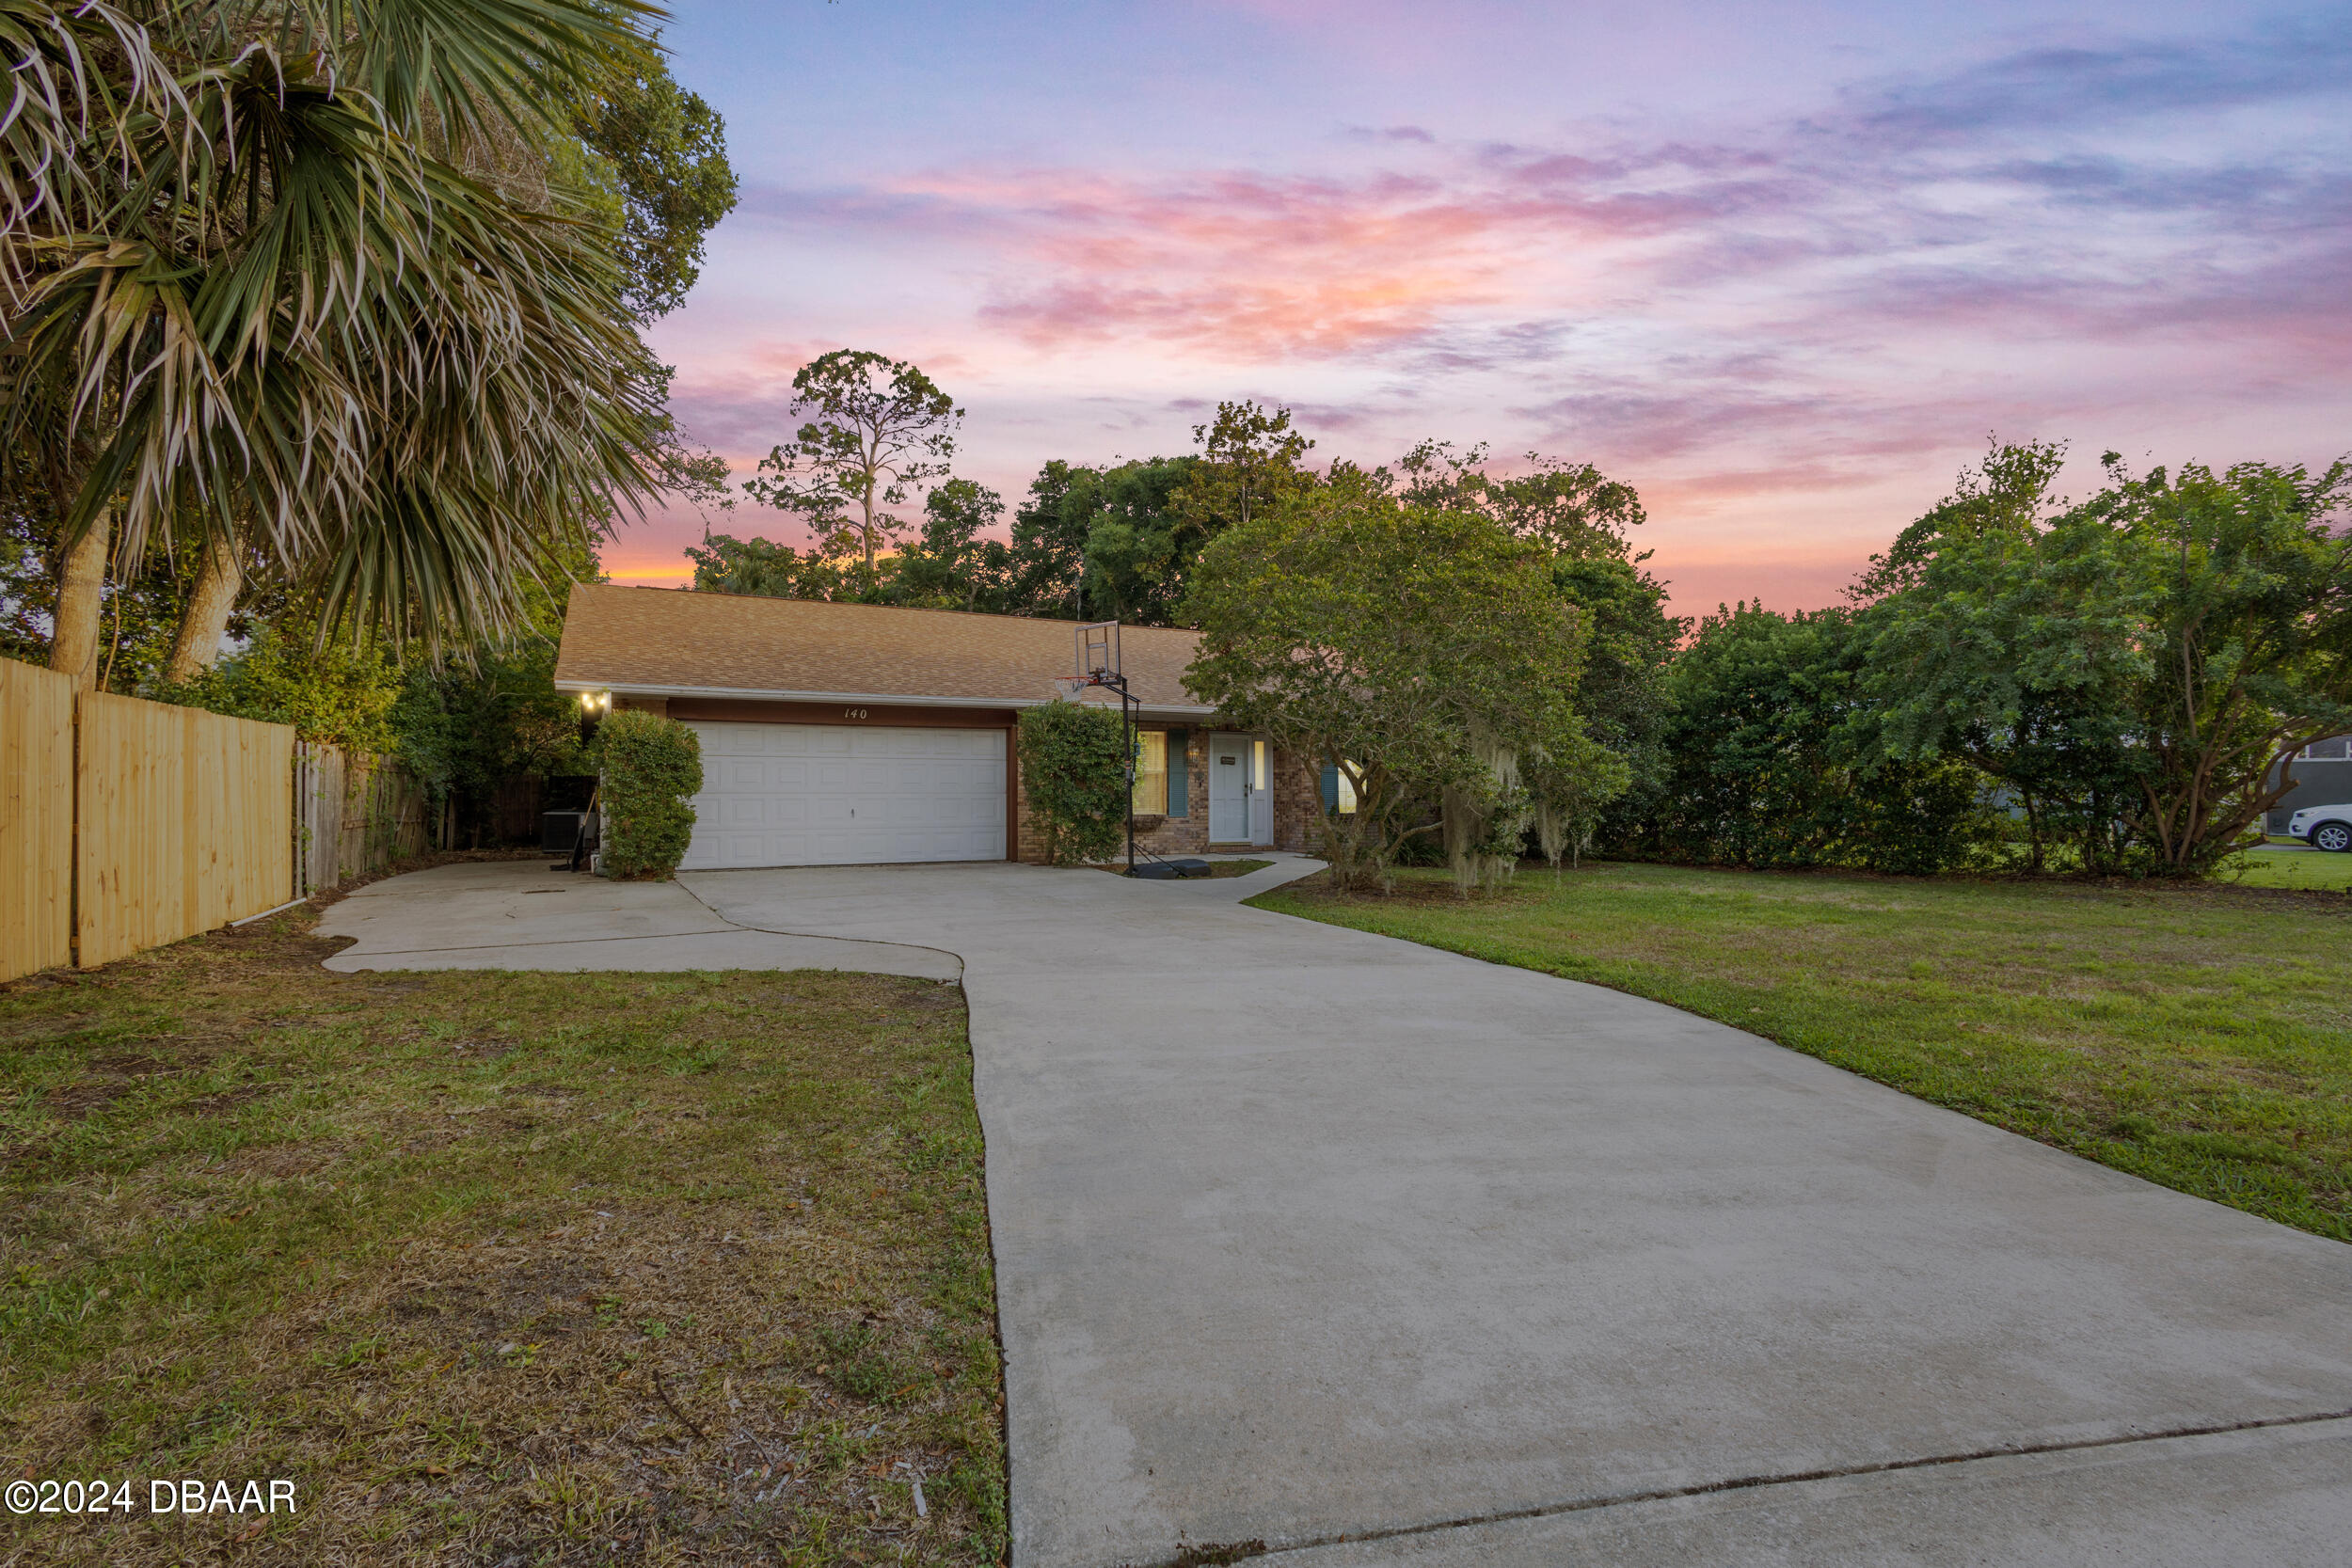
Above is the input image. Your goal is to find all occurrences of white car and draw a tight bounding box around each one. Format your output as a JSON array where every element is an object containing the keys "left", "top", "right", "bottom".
[{"left": 2286, "top": 802, "right": 2352, "bottom": 852}]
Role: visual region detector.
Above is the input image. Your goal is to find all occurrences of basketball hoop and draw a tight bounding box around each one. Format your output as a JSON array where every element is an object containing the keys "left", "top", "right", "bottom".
[
  {"left": 1078, "top": 621, "right": 1120, "bottom": 681},
  {"left": 1064, "top": 621, "right": 1144, "bottom": 876}
]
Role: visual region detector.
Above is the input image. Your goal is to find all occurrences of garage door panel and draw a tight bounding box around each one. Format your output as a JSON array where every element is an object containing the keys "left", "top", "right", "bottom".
[{"left": 679, "top": 722, "right": 1006, "bottom": 870}]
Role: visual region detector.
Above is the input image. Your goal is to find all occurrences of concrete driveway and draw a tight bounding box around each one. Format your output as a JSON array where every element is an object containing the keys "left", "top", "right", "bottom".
[
  {"left": 320, "top": 856, "right": 2352, "bottom": 1563},
  {"left": 675, "top": 859, "right": 2352, "bottom": 1568},
  {"left": 314, "top": 859, "right": 959, "bottom": 978}
]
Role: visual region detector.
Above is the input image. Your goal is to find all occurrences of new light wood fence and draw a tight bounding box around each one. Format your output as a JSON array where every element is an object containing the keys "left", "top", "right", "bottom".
[
  {"left": 0, "top": 665, "right": 451, "bottom": 982},
  {"left": 74, "top": 692, "right": 294, "bottom": 969},
  {"left": 0, "top": 659, "right": 75, "bottom": 979}
]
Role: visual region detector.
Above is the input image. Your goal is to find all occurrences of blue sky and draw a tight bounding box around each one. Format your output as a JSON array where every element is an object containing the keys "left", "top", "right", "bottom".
[{"left": 620, "top": 1, "right": 2352, "bottom": 613}]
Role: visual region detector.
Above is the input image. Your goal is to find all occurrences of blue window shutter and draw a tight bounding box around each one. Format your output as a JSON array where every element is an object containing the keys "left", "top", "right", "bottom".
[
  {"left": 1166, "top": 729, "right": 1188, "bottom": 816},
  {"left": 1321, "top": 763, "right": 1339, "bottom": 812}
]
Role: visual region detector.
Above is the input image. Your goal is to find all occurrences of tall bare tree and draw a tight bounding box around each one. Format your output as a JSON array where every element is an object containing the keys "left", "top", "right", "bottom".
[{"left": 743, "top": 351, "right": 961, "bottom": 581}]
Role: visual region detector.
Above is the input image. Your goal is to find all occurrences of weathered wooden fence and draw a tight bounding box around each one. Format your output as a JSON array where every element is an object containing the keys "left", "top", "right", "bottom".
[
  {"left": 294, "top": 741, "right": 432, "bottom": 895},
  {"left": 74, "top": 692, "right": 295, "bottom": 970},
  {"left": 0, "top": 659, "right": 75, "bottom": 979},
  {"left": 492, "top": 774, "right": 545, "bottom": 845}
]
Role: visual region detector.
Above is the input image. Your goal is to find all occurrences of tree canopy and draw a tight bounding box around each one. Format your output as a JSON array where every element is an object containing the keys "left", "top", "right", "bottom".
[
  {"left": 1183, "top": 472, "right": 1595, "bottom": 890},
  {"left": 2, "top": 0, "right": 738, "bottom": 686},
  {"left": 1869, "top": 452, "right": 2352, "bottom": 874},
  {"left": 570, "top": 29, "right": 739, "bottom": 324}
]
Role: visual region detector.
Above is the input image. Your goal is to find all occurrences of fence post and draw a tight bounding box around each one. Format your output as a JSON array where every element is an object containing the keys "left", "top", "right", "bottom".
[{"left": 69, "top": 686, "right": 81, "bottom": 969}]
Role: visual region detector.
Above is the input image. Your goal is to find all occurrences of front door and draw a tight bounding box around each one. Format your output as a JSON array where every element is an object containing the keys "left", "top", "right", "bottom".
[
  {"left": 1208, "top": 734, "right": 1274, "bottom": 847},
  {"left": 1208, "top": 734, "right": 1249, "bottom": 842}
]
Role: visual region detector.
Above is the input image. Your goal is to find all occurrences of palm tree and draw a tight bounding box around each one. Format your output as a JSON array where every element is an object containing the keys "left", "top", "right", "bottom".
[{"left": 1, "top": 0, "right": 665, "bottom": 685}]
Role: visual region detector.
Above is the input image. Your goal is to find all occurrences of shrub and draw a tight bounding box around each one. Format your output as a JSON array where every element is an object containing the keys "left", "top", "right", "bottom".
[
  {"left": 1017, "top": 701, "right": 1128, "bottom": 864},
  {"left": 1609, "top": 602, "right": 1997, "bottom": 875},
  {"left": 596, "top": 710, "right": 703, "bottom": 879},
  {"left": 162, "top": 619, "right": 401, "bottom": 751}
]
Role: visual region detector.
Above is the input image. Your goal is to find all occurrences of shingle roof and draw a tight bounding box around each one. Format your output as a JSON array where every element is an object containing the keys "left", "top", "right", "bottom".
[{"left": 553, "top": 583, "right": 1211, "bottom": 711}]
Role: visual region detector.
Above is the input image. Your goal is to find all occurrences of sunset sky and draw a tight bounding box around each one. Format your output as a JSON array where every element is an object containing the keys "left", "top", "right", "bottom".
[{"left": 619, "top": 0, "right": 2352, "bottom": 616}]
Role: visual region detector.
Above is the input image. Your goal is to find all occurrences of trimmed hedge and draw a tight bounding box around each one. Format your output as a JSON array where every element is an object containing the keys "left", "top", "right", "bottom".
[
  {"left": 1018, "top": 701, "right": 1128, "bottom": 865},
  {"left": 596, "top": 709, "right": 703, "bottom": 879}
]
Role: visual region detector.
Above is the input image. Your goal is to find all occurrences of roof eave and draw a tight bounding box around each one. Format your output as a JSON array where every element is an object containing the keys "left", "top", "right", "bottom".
[{"left": 555, "top": 677, "right": 1216, "bottom": 719}]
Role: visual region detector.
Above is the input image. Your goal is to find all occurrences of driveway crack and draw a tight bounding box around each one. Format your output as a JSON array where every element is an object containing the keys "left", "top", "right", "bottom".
[
  {"left": 674, "top": 880, "right": 967, "bottom": 976},
  {"left": 1136, "top": 1405, "right": 2352, "bottom": 1567},
  {"left": 337, "top": 927, "right": 744, "bottom": 957}
]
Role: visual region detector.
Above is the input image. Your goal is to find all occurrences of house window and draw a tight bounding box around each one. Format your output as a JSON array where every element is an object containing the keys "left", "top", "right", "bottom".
[
  {"left": 1320, "top": 761, "right": 1362, "bottom": 815},
  {"left": 2303, "top": 736, "right": 2351, "bottom": 761},
  {"left": 1133, "top": 731, "right": 1168, "bottom": 814}
]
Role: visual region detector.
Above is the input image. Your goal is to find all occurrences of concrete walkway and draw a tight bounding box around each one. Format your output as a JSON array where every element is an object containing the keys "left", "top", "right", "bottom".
[{"left": 319, "top": 856, "right": 2352, "bottom": 1564}]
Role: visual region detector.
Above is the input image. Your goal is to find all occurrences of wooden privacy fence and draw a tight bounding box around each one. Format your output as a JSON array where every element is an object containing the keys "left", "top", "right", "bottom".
[
  {"left": 1, "top": 659, "right": 75, "bottom": 980},
  {"left": 73, "top": 692, "right": 294, "bottom": 970},
  {"left": 0, "top": 664, "right": 451, "bottom": 981}
]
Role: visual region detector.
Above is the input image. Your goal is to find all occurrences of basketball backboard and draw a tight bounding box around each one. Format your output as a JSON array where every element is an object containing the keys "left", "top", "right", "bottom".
[{"left": 1077, "top": 621, "right": 1120, "bottom": 682}]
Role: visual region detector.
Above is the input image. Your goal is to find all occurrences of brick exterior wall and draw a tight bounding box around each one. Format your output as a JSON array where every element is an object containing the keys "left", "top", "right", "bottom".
[
  {"left": 1014, "top": 746, "right": 1048, "bottom": 863},
  {"left": 1271, "top": 747, "right": 1323, "bottom": 854},
  {"left": 1014, "top": 725, "right": 1323, "bottom": 863}
]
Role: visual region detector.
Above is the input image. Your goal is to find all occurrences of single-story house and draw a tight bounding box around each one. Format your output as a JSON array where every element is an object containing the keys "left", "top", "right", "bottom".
[{"left": 552, "top": 583, "right": 1327, "bottom": 869}]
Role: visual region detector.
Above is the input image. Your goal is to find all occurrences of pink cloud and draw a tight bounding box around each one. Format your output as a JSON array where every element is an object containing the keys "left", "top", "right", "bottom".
[
  {"left": 735, "top": 148, "right": 1788, "bottom": 361},
  {"left": 648, "top": 28, "right": 2352, "bottom": 619}
]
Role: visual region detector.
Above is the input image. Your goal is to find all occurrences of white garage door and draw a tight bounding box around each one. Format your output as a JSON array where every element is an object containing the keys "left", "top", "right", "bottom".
[{"left": 679, "top": 722, "right": 1007, "bottom": 870}]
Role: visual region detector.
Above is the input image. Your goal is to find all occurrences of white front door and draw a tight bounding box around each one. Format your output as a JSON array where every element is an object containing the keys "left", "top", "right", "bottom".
[
  {"left": 1208, "top": 734, "right": 1274, "bottom": 847},
  {"left": 678, "top": 722, "right": 1006, "bottom": 869},
  {"left": 1208, "top": 734, "right": 1249, "bottom": 842}
]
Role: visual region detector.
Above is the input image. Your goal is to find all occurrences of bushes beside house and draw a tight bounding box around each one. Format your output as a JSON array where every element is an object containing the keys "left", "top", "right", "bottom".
[
  {"left": 1018, "top": 702, "right": 1128, "bottom": 864},
  {"left": 596, "top": 710, "right": 704, "bottom": 879}
]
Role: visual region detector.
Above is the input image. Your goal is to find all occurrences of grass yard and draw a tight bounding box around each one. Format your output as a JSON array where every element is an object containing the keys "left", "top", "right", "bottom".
[
  {"left": 0, "top": 907, "right": 1005, "bottom": 1566},
  {"left": 1255, "top": 863, "right": 2352, "bottom": 1243},
  {"left": 2227, "top": 846, "right": 2352, "bottom": 893}
]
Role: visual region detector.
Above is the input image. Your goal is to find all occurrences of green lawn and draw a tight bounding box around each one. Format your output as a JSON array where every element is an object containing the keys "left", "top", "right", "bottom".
[
  {"left": 1255, "top": 863, "right": 2352, "bottom": 1242},
  {"left": 2, "top": 909, "right": 1005, "bottom": 1566},
  {"left": 2230, "top": 845, "right": 2352, "bottom": 892}
]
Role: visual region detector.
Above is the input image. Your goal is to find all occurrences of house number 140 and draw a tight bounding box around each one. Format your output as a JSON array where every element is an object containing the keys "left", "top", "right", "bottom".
[{"left": 843, "top": 707, "right": 869, "bottom": 720}]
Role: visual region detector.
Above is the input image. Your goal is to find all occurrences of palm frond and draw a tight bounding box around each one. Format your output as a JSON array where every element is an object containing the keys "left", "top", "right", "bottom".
[{"left": 3, "top": 0, "right": 672, "bottom": 652}]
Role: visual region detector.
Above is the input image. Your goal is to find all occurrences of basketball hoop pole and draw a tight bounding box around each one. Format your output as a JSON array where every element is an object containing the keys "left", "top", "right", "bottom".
[
  {"left": 1090, "top": 666, "right": 1137, "bottom": 875},
  {"left": 1073, "top": 621, "right": 1138, "bottom": 875},
  {"left": 1121, "top": 677, "right": 1136, "bottom": 875}
]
